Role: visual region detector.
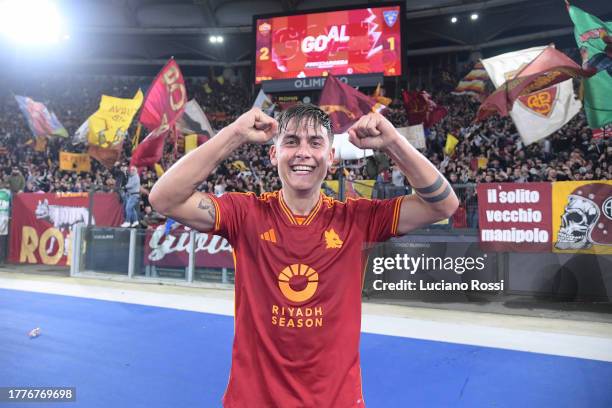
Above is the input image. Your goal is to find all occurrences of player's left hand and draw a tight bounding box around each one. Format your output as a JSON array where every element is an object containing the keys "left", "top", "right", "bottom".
[{"left": 347, "top": 112, "right": 399, "bottom": 150}]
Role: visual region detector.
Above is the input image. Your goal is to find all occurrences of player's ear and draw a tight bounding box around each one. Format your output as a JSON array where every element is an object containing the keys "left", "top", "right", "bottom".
[
  {"left": 270, "top": 143, "right": 278, "bottom": 166},
  {"left": 327, "top": 146, "right": 335, "bottom": 166}
]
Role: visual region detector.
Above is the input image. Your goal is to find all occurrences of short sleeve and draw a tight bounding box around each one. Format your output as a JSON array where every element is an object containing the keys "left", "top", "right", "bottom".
[
  {"left": 207, "top": 192, "right": 255, "bottom": 243},
  {"left": 350, "top": 196, "right": 403, "bottom": 243}
]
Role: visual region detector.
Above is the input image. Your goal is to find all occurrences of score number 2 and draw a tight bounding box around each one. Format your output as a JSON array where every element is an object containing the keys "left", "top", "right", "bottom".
[{"left": 259, "top": 47, "right": 270, "bottom": 60}]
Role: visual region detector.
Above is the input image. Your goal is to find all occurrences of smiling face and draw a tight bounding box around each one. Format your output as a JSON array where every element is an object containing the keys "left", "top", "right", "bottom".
[{"left": 270, "top": 116, "right": 334, "bottom": 196}]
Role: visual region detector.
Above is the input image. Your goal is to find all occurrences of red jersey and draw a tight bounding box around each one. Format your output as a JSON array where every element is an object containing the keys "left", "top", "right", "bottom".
[{"left": 208, "top": 190, "right": 402, "bottom": 408}]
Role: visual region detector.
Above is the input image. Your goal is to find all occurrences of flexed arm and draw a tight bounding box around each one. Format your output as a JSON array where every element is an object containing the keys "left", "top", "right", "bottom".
[
  {"left": 149, "top": 108, "right": 278, "bottom": 232},
  {"left": 347, "top": 112, "right": 459, "bottom": 235}
]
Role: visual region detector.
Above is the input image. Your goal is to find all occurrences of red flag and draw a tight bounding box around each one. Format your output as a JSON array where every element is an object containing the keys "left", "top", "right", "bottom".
[
  {"left": 133, "top": 59, "right": 187, "bottom": 168},
  {"left": 592, "top": 125, "right": 611, "bottom": 140},
  {"left": 318, "top": 75, "right": 377, "bottom": 133},
  {"left": 402, "top": 90, "right": 427, "bottom": 125},
  {"left": 139, "top": 59, "right": 187, "bottom": 132},
  {"left": 402, "top": 90, "right": 447, "bottom": 128},
  {"left": 476, "top": 46, "right": 595, "bottom": 121},
  {"left": 421, "top": 91, "right": 448, "bottom": 128},
  {"left": 130, "top": 125, "right": 170, "bottom": 168}
]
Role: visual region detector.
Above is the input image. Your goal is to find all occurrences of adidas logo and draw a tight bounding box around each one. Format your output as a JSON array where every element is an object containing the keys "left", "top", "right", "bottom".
[{"left": 260, "top": 229, "right": 277, "bottom": 243}]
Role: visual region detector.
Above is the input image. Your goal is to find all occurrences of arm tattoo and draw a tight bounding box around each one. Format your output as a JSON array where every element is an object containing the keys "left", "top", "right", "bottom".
[
  {"left": 419, "top": 184, "right": 452, "bottom": 203},
  {"left": 414, "top": 175, "right": 443, "bottom": 194},
  {"left": 198, "top": 198, "right": 216, "bottom": 220}
]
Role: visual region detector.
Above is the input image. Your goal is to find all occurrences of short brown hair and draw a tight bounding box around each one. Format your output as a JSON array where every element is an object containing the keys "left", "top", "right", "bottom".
[{"left": 275, "top": 103, "right": 333, "bottom": 143}]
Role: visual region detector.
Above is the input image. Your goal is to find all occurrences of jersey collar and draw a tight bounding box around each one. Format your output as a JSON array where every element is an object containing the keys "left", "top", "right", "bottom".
[{"left": 279, "top": 190, "right": 323, "bottom": 226}]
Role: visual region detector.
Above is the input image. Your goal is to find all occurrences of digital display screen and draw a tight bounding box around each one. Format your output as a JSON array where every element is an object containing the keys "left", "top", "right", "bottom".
[{"left": 254, "top": 5, "right": 402, "bottom": 84}]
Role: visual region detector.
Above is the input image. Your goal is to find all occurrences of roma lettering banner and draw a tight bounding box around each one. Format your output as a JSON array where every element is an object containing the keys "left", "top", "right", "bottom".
[
  {"left": 8, "top": 193, "right": 123, "bottom": 266},
  {"left": 59, "top": 151, "right": 91, "bottom": 173},
  {"left": 132, "top": 60, "right": 187, "bottom": 168},
  {"left": 477, "top": 183, "right": 552, "bottom": 252},
  {"left": 552, "top": 180, "right": 612, "bottom": 254},
  {"left": 143, "top": 225, "right": 233, "bottom": 269},
  {"left": 139, "top": 59, "right": 187, "bottom": 132}
]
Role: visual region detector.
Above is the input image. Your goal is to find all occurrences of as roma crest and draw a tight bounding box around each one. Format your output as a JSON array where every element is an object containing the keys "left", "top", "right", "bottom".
[{"left": 517, "top": 85, "right": 558, "bottom": 118}]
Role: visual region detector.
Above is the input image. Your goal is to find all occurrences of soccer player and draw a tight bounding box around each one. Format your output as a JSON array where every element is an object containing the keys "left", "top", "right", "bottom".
[{"left": 149, "top": 104, "right": 458, "bottom": 407}]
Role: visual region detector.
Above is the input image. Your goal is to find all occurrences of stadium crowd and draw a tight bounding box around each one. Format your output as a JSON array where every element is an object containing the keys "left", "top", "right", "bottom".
[{"left": 0, "top": 73, "right": 609, "bottom": 229}]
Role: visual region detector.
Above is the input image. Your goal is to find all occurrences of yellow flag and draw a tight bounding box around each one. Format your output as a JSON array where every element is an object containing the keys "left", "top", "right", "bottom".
[
  {"left": 154, "top": 163, "right": 164, "bottom": 177},
  {"left": 231, "top": 160, "right": 248, "bottom": 171},
  {"left": 184, "top": 134, "right": 198, "bottom": 153},
  {"left": 444, "top": 133, "right": 459, "bottom": 156},
  {"left": 352, "top": 180, "right": 376, "bottom": 198},
  {"left": 88, "top": 89, "right": 143, "bottom": 148},
  {"left": 320, "top": 180, "right": 376, "bottom": 199},
  {"left": 60, "top": 151, "right": 91, "bottom": 172},
  {"left": 477, "top": 156, "right": 488, "bottom": 169},
  {"left": 203, "top": 83, "right": 213, "bottom": 94}
]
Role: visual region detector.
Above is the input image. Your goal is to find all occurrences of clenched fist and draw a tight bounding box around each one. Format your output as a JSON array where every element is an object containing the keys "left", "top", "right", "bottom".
[
  {"left": 347, "top": 112, "right": 399, "bottom": 151},
  {"left": 230, "top": 108, "right": 278, "bottom": 145}
]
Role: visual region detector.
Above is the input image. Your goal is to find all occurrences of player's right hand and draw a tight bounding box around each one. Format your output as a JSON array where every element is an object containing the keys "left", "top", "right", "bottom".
[{"left": 230, "top": 108, "right": 278, "bottom": 145}]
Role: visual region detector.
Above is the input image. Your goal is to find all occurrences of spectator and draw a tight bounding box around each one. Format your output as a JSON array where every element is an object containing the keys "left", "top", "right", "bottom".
[
  {"left": 7, "top": 166, "right": 25, "bottom": 194},
  {"left": 0, "top": 70, "right": 608, "bottom": 231},
  {"left": 121, "top": 166, "right": 141, "bottom": 227}
]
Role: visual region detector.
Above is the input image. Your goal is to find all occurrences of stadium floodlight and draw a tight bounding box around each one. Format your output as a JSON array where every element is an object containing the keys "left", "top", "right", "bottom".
[
  {"left": 210, "top": 35, "right": 223, "bottom": 44},
  {"left": 451, "top": 16, "right": 458, "bottom": 24},
  {"left": 470, "top": 13, "right": 479, "bottom": 21},
  {"left": 0, "top": 0, "right": 64, "bottom": 45}
]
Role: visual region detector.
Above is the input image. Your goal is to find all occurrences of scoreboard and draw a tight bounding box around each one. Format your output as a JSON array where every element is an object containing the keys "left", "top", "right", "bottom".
[{"left": 254, "top": 4, "right": 403, "bottom": 84}]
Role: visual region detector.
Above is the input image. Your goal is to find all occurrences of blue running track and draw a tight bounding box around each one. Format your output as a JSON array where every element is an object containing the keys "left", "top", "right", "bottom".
[{"left": 1, "top": 289, "right": 611, "bottom": 408}]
